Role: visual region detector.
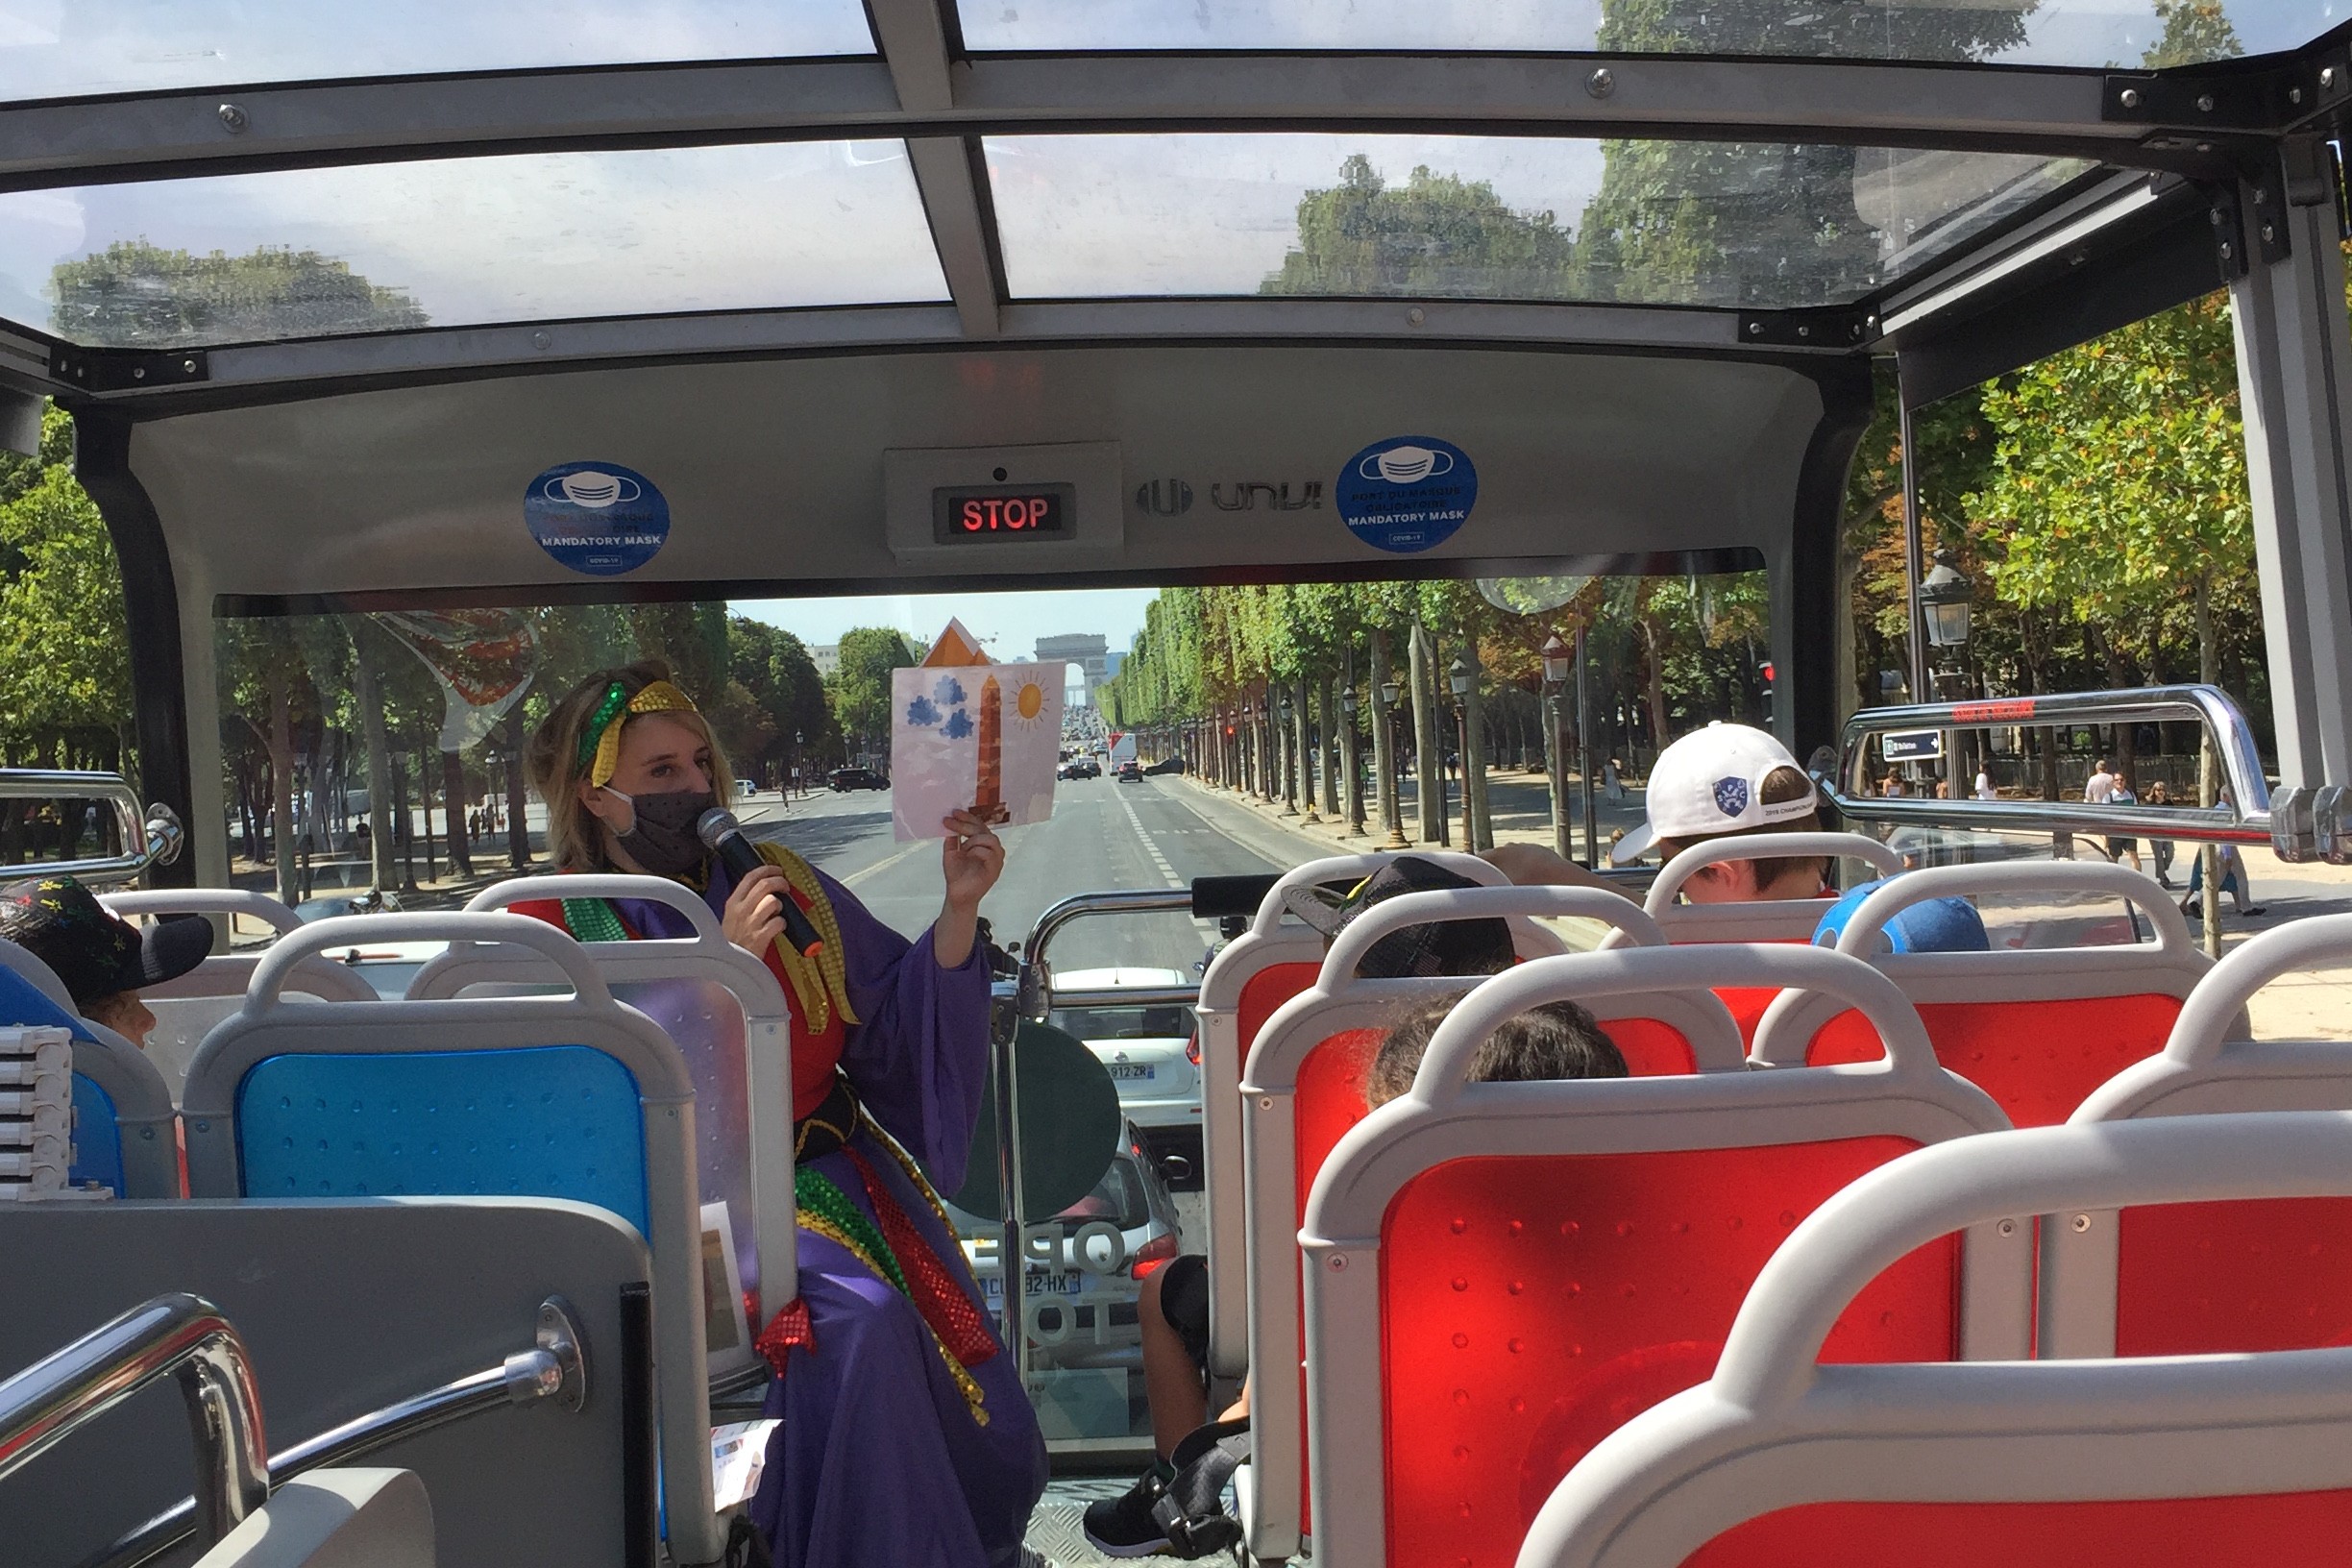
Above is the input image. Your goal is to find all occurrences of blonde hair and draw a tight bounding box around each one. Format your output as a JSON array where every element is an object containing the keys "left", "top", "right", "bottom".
[{"left": 526, "top": 659, "right": 734, "bottom": 871}]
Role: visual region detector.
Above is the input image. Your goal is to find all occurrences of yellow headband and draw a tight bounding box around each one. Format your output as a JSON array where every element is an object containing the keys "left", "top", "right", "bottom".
[{"left": 580, "top": 678, "right": 700, "bottom": 788}]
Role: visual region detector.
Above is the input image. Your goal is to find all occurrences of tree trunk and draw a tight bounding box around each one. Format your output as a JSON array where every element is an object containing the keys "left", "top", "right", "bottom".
[
  {"left": 1411, "top": 625, "right": 1444, "bottom": 845},
  {"left": 1371, "top": 627, "right": 1401, "bottom": 842},
  {"left": 1295, "top": 678, "right": 1319, "bottom": 821},
  {"left": 354, "top": 655, "right": 397, "bottom": 893},
  {"left": 441, "top": 750, "right": 475, "bottom": 877},
  {"left": 504, "top": 702, "right": 531, "bottom": 869},
  {"left": 2197, "top": 574, "right": 2222, "bottom": 957},
  {"left": 1463, "top": 638, "right": 1492, "bottom": 850},
  {"left": 266, "top": 673, "right": 298, "bottom": 906}
]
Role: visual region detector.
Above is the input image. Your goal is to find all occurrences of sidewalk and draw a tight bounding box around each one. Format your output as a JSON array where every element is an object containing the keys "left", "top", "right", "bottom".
[{"left": 1174, "top": 771, "right": 2352, "bottom": 1041}]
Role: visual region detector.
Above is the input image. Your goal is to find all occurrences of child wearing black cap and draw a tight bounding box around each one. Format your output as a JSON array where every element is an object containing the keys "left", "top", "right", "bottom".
[{"left": 0, "top": 875, "right": 214, "bottom": 1047}]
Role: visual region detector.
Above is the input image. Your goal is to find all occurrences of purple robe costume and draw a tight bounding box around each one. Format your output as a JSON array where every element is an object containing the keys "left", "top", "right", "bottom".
[{"left": 612, "top": 861, "right": 1047, "bottom": 1567}]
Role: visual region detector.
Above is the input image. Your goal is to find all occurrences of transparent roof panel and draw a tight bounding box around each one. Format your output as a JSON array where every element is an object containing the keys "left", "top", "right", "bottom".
[
  {"left": 0, "top": 141, "right": 949, "bottom": 350},
  {"left": 959, "top": 0, "right": 2333, "bottom": 70},
  {"left": 986, "top": 135, "right": 2090, "bottom": 310},
  {"left": 0, "top": 1, "right": 875, "bottom": 104}
]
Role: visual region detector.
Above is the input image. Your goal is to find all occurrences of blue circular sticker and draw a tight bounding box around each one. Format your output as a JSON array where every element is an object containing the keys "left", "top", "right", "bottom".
[
  {"left": 1335, "top": 436, "right": 1477, "bottom": 554},
  {"left": 525, "top": 461, "right": 670, "bottom": 576}
]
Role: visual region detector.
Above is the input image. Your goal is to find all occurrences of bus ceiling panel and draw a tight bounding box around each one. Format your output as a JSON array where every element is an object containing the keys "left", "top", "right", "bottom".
[
  {"left": 983, "top": 132, "right": 2099, "bottom": 312},
  {"left": 1891, "top": 188, "right": 2225, "bottom": 407},
  {"left": 0, "top": 141, "right": 952, "bottom": 354},
  {"left": 953, "top": 0, "right": 2334, "bottom": 69},
  {"left": 0, "top": 55, "right": 2291, "bottom": 194},
  {"left": 0, "top": 2, "right": 877, "bottom": 107},
  {"left": 117, "top": 346, "right": 1825, "bottom": 603}
]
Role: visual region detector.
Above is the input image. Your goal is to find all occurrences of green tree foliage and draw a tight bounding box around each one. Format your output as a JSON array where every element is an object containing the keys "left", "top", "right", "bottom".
[
  {"left": 51, "top": 241, "right": 427, "bottom": 349},
  {"left": 828, "top": 626, "right": 917, "bottom": 758},
  {"left": 1262, "top": 154, "right": 1576, "bottom": 299},
  {"left": 0, "top": 408, "right": 131, "bottom": 772}
]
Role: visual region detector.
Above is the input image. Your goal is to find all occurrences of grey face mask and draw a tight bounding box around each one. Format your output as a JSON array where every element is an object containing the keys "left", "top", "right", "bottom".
[{"left": 604, "top": 786, "right": 715, "bottom": 879}]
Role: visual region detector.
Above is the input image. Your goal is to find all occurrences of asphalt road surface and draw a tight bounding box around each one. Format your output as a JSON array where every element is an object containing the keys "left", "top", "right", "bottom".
[{"left": 738, "top": 774, "right": 1318, "bottom": 975}]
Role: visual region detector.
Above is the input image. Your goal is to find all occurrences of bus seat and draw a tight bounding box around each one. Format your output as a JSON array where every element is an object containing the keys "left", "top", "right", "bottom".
[
  {"left": 0, "top": 1195, "right": 649, "bottom": 1568},
  {"left": 1752, "top": 863, "right": 2210, "bottom": 1128},
  {"left": 103, "top": 889, "right": 376, "bottom": 1105},
  {"left": 2046, "top": 913, "right": 2352, "bottom": 1360},
  {"left": 0, "top": 936, "right": 178, "bottom": 1196},
  {"left": 1515, "top": 1114, "right": 2352, "bottom": 1568},
  {"left": 1605, "top": 834, "right": 1906, "bottom": 1048},
  {"left": 179, "top": 911, "right": 727, "bottom": 1567},
  {"left": 416, "top": 872, "right": 798, "bottom": 1317},
  {"left": 1303, "top": 943, "right": 2018, "bottom": 1568},
  {"left": 1239, "top": 885, "right": 1686, "bottom": 1562},
  {"left": 1197, "top": 850, "right": 1508, "bottom": 1379}
]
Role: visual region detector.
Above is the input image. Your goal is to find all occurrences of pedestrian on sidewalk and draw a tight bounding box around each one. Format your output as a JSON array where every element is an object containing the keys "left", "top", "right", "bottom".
[{"left": 2144, "top": 780, "right": 2177, "bottom": 887}]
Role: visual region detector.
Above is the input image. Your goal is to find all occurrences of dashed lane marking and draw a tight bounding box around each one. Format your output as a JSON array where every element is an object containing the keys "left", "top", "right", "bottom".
[{"left": 1119, "top": 788, "right": 1228, "bottom": 939}]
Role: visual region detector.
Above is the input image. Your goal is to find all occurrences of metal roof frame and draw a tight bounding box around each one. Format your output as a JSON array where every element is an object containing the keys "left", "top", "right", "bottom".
[{"left": 0, "top": 2, "right": 2338, "bottom": 405}]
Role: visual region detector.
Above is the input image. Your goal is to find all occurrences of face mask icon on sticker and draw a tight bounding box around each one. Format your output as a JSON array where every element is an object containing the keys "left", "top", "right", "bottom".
[
  {"left": 1360, "top": 445, "right": 1455, "bottom": 484},
  {"left": 545, "top": 470, "right": 644, "bottom": 510}
]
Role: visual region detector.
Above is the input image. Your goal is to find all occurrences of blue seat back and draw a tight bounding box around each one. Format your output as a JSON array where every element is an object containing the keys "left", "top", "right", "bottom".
[
  {"left": 69, "top": 1073, "right": 125, "bottom": 1195},
  {"left": 235, "top": 1044, "right": 649, "bottom": 1236}
]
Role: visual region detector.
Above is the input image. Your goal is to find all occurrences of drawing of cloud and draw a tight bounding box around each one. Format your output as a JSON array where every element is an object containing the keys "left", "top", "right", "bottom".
[
  {"left": 905, "top": 695, "right": 942, "bottom": 726},
  {"left": 935, "top": 675, "right": 967, "bottom": 706},
  {"left": 943, "top": 707, "right": 974, "bottom": 741}
]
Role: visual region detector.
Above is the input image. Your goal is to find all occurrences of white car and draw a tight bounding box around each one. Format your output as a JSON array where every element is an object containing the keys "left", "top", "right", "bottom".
[{"left": 1048, "top": 967, "right": 1202, "bottom": 1186}]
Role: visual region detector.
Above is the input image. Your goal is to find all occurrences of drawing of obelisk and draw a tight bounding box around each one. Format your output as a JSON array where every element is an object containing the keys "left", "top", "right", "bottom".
[{"left": 972, "top": 673, "right": 1011, "bottom": 824}]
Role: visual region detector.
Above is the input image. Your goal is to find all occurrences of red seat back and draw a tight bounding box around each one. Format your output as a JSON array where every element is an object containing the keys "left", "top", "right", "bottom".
[
  {"left": 1681, "top": 1492, "right": 2352, "bottom": 1566},
  {"left": 1803, "top": 993, "right": 2184, "bottom": 1127},
  {"left": 2115, "top": 1195, "right": 2352, "bottom": 1356},
  {"left": 1237, "top": 961, "right": 1320, "bottom": 1056},
  {"left": 1379, "top": 1139, "right": 1956, "bottom": 1568}
]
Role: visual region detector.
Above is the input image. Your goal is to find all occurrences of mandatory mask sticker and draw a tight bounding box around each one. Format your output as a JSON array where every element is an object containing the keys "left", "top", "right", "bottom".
[
  {"left": 525, "top": 461, "right": 670, "bottom": 576},
  {"left": 1335, "top": 435, "right": 1477, "bottom": 554}
]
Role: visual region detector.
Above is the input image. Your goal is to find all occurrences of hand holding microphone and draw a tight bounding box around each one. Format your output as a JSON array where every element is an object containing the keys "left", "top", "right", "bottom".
[{"left": 700, "top": 807, "right": 824, "bottom": 960}]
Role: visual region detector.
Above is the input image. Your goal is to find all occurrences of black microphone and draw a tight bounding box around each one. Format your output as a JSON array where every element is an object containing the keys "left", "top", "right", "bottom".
[{"left": 698, "top": 807, "right": 823, "bottom": 959}]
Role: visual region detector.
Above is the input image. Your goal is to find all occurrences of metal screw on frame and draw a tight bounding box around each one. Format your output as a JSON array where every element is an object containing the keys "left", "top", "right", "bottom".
[
  {"left": 2118, "top": 86, "right": 2143, "bottom": 110},
  {"left": 1586, "top": 66, "right": 1614, "bottom": 98},
  {"left": 218, "top": 103, "right": 249, "bottom": 133}
]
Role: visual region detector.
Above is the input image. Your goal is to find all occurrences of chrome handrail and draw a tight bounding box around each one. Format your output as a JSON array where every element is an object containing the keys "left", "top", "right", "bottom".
[
  {"left": 79, "top": 1295, "right": 586, "bottom": 1568},
  {"left": 0, "top": 1293, "right": 267, "bottom": 1549},
  {"left": 0, "top": 771, "right": 184, "bottom": 887},
  {"left": 1821, "top": 686, "right": 2273, "bottom": 846}
]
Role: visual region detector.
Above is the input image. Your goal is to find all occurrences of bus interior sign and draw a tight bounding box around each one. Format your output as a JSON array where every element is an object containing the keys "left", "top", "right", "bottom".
[
  {"left": 1882, "top": 728, "right": 1945, "bottom": 762},
  {"left": 933, "top": 484, "right": 1075, "bottom": 545}
]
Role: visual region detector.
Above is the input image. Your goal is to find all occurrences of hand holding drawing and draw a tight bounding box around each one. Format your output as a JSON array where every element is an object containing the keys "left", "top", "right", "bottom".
[{"left": 935, "top": 808, "right": 1005, "bottom": 968}]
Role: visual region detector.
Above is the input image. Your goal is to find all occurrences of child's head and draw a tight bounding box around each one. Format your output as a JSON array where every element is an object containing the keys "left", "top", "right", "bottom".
[
  {"left": 1609, "top": 723, "right": 1825, "bottom": 901},
  {"left": 0, "top": 875, "right": 213, "bottom": 1047},
  {"left": 1367, "top": 995, "right": 1627, "bottom": 1108}
]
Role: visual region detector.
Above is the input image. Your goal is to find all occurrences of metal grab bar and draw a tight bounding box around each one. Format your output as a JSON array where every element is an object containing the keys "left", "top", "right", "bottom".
[
  {"left": 0, "top": 771, "right": 185, "bottom": 887},
  {"left": 79, "top": 1295, "right": 586, "bottom": 1568},
  {"left": 1820, "top": 686, "right": 2273, "bottom": 846},
  {"left": 0, "top": 1293, "right": 267, "bottom": 1549}
]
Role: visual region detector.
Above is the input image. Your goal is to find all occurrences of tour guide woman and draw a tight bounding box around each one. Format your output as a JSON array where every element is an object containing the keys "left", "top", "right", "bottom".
[{"left": 520, "top": 663, "right": 1045, "bottom": 1566}]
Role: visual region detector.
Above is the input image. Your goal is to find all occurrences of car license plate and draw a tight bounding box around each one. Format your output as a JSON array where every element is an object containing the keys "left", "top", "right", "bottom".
[
  {"left": 981, "top": 1271, "right": 1086, "bottom": 1300},
  {"left": 1106, "top": 1064, "right": 1156, "bottom": 1081}
]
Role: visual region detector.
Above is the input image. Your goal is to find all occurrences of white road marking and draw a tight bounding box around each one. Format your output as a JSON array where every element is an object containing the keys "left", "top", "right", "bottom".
[
  {"left": 843, "top": 839, "right": 930, "bottom": 887},
  {"left": 1118, "top": 787, "right": 1225, "bottom": 938}
]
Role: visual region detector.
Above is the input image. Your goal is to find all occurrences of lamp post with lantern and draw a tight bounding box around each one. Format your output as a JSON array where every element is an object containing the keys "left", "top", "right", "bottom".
[
  {"left": 1542, "top": 633, "right": 1574, "bottom": 861},
  {"left": 1448, "top": 655, "right": 1474, "bottom": 849},
  {"left": 1377, "top": 673, "right": 1409, "bottom": 848},
  {"left": 1339, "top": 682, "right": 1366, "bottom": 837},
  {"left": 1919, "top": 551, "right": 1973, "bottom": 793}
]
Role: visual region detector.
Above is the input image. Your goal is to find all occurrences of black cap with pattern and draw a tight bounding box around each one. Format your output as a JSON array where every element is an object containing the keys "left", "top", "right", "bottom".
[
  {"left": 0, "top": 874, "right": 215, "bottom": 1008},
  {"left": 1282, "top": 856, "right": 1514, "bottom": 979}
]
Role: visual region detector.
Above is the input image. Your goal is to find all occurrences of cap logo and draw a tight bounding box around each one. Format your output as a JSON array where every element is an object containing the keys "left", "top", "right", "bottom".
[{"left": 1712, "top": 776, "right": 1751, "bottom": 817}]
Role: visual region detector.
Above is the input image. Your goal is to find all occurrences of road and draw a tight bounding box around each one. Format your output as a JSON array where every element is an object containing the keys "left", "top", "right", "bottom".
[{"left": 738, "top": 774, "right": 1311, "bottom": 974}]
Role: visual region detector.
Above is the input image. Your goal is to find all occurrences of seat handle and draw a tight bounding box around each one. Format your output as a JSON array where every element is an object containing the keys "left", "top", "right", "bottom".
[
  {"left": 1322, "top": 885, "right": 1664, "bottom": 984},
  {"left": 1647, "top": 833, "right": 1902, "bottom": 914},
  {"left": 464, "top": 873, "right": 726, "bottom": 945},
  {"left": 245, "top": 913, "right": 615, "bottom": 1012},
  {"left": 1246, "top": 851, "right": 1505, "bottom": 939},
  {"left": 1829, "top": 859, "right": 2195, "bottom": 959},
  {"left": 2159, "top": 913, "right": 2352, "bottom": 1066}
]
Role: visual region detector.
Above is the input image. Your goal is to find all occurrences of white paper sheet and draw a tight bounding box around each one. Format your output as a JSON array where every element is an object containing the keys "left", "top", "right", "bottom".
[{"left": 890, "top": 662, "right": 1066, "bottom": 840}]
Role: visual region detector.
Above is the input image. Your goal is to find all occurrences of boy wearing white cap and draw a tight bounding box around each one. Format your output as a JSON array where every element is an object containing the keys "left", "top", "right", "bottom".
[{"left": 1486, "top": 722, "right": 1828, "bottom": 903}]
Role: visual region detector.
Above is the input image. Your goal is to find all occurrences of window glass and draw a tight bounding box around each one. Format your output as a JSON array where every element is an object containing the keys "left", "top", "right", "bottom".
[
  {"left": 985, "top": 134, "right": 2090, "bottom": 309},
  {"left": 0, "top": 1, "right": 873, "bottom": 103},
  {"left": 1, "top": 140, "right": 947, "bottom": 349},
  {"left": 957, "top": 0, "right": 2321, "bottom": 70}
]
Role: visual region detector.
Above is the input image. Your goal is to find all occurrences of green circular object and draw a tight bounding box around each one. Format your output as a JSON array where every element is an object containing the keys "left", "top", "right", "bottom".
[{"left": 939, "top": 1019, "right": 1121, "bottom": 1222}]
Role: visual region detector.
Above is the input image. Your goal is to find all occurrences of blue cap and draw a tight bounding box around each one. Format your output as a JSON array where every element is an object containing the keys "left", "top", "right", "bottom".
[{"left": 1813, "top": 878, "right": 1989, "bottom": 955}]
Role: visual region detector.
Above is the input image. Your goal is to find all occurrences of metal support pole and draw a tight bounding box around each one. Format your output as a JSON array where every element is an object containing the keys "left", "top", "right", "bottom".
[
  {"left": 2231, "top": 137, "right": 2352, "bottom": 858},
  {"left": 1576, "top": 627, "right": 1599, "bottom": 868},
  {"left": 1899, "top": 399, "right": 1930, "bottom": 708},
  {"left": 1454, "top": 699, "right": 1473, "bottom": 849},
  {"left": 1549, "top": 687, "right": 1571, "bottom": 861}
]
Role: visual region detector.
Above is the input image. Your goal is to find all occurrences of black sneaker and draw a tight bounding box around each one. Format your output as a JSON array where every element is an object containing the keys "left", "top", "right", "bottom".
[
  {"left": 1083, "top": 1460, "right": 1179, "bottom": 1559},
  {"left": 1153, "top": 1417, "right": 1249, "bottom": 1558}
]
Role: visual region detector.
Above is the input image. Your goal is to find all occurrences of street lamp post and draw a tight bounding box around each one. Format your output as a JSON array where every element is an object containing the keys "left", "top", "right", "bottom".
[
  {"left": 1542, "top": 632, "right": 1574, "bottom": 862},
  {"left": 1277, "top": 693, "right": 1297, "bottom": 815},
  {"left": 1377, "top": 674, "right": 1409, "bottom": 848},
  {"left": 1448, "top": 655, "right": 1474, "bottom": 850},
  {"left": 1339, "top": 682, "right": 1366, "bottom": 837},
  {"left": 1576, "top": 627, "right": 1599, "bottom": 868},
  {"left": 1920, "top": 551, "right": 1973, "bottom": 794}
]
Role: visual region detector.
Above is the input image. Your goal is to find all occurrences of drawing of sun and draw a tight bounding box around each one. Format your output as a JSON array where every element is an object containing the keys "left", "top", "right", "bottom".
[{"left": 1012, "top": 677, "right": 1049, "bottom": 726}]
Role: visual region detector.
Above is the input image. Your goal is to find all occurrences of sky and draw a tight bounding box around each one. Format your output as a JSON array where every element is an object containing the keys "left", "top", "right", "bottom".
[{"left": 730, "top": 585, "right": 1160, "bottom": 668}]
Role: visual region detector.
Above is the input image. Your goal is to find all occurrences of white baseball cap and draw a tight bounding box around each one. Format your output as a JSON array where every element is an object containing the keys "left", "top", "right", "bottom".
[{"left": 1609, "top": 722, "right": 1819, "bottom": 866}]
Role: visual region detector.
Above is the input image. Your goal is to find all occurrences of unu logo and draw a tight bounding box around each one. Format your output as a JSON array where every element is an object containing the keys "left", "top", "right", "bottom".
[{"left": 1712, "top": 776, "right": 1751, "bottom": 818}]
